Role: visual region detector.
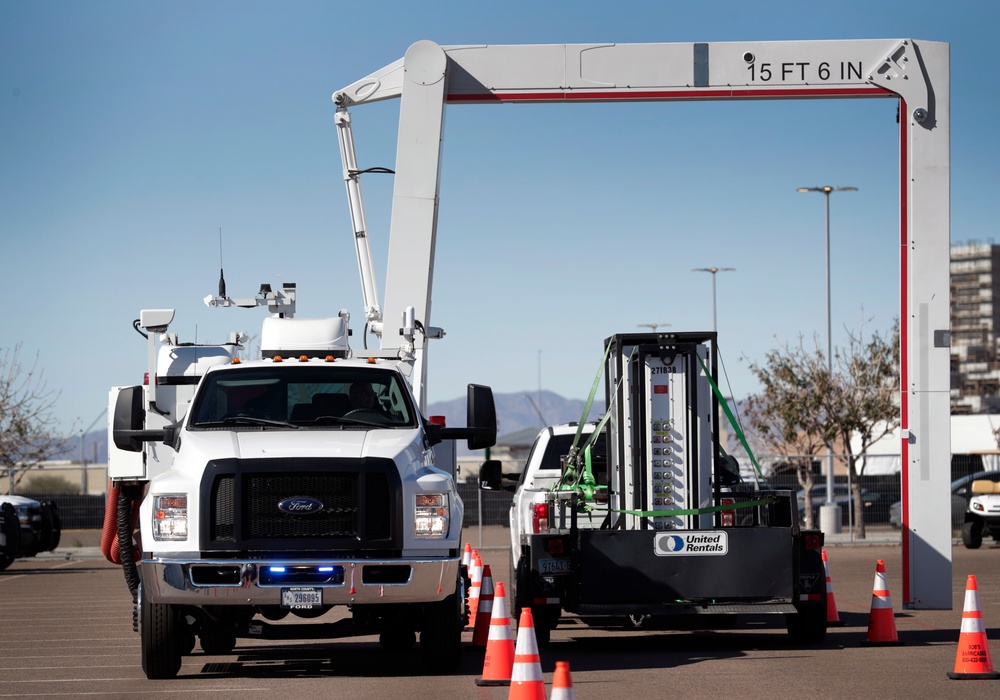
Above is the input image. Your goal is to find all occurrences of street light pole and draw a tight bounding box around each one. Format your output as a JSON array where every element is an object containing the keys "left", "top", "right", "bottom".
[
  {"left": 692, "top": 267, "right": 735, "bottom": 333},
  {"left": 797, "top": 185, "right": 856, "bottom": 526}
]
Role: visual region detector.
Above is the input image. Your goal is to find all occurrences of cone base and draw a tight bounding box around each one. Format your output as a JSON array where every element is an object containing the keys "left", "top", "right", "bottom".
[
  {"left": 947, "top": 671, "right": 1000, "bottom": 680},
  {"left": 475, "top": 678, "right": 512, "bottom": 686}
]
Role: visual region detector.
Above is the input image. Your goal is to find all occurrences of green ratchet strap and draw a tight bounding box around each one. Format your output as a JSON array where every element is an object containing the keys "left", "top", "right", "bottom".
[
  {"left": 568, "top": 339, "right": 614, "bottom": 460},
  {"left": 558, "top": 339, "right": 617, "bottom": 496},
  {"left": 695, "top": 353, "right": 764, "bottom": 481}
]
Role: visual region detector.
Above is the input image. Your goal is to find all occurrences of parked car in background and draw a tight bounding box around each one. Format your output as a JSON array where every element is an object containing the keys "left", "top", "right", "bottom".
[
  {"left": 0, "top": 495, "right": 61, "bottom": 571},
  {"left": 888, "top": 469, "right": 1000, "bottom": 530},
  {"left": 797, "top": 484, "right": 892, "bottom": 526}
]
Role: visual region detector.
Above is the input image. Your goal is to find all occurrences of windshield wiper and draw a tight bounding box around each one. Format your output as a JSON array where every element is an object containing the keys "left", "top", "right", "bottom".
[
  {"left": 195, "top": 416, "right": 300, "bottom": 429},
  {"left": 303, "top": 414, "right": 388, "bottom": 429}
]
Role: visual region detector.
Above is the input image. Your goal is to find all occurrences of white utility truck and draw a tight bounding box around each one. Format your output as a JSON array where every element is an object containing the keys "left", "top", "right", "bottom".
[
  {"left": 481, "top": 332, "right": 827, "bottom": 646},
  {"left": 108, "top": 289, "right": 496, "bottom": 679}
]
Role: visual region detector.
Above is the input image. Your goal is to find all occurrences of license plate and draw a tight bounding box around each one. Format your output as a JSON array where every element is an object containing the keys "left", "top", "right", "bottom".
[
  {"left": 281, "top": 587, "right": 322, "bottom": 609},
  {"left": 538, "top": 557, "right": 571, "bottom": 575}
]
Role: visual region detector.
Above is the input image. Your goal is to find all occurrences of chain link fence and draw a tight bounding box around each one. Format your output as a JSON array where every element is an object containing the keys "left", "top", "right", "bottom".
[{"left": 5, "top": 454, "right": 905, "bottom": 537}]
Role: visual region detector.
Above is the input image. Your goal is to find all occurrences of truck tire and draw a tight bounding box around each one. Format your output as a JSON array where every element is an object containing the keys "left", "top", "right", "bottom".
[
  {"left": 962, "top": 520, "right": 984, "bottom": 549},
  {"left": 420, "top": 588, "right": 462, "bottom": 673},
  {"left": 534, "top": 613, "right": 552, "bottom": 648},
  {"left": 1, "top": 503, "right": 20, "bottom": 563},
  {"left": 39, "top": 502, "right": 61, "bottom": 552},
  {"left": 787, "top": 606, "right": 827, "bottom": 645},
  {"left": 511, "top": 553, "right": 530, "bottom": 619},
  {"left": 140, "top": 584, "right": 182, "bottom": 679}
]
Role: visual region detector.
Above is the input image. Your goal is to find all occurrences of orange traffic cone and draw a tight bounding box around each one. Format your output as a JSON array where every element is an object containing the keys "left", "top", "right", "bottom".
[
  {"left": 550, "top": 661, "right": 575, "bottom": 700},
  {"left": 862, "top": 559, "right": 902, "bottom": 646},
  {"left": 476, "top": 581, "right": 516, "bottom": 687},
  {"left": 508, "top": 608, "right": 545, "bottom": 700},
  {"left": 947, "top": 574, "right": 1000, "bottom": 679},
  {"left": 469, "top": 553, "right": 484, "bottom": 622},
  {"left": 823, "top": 550, "right": 842, "bottom": 626},
  {"left": 472, "top": 565, "right": 496, "bottom": 647}
]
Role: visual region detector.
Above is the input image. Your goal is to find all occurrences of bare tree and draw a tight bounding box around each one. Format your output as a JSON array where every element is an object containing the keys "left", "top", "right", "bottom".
[
  {"left": 744, "top": 319, "right": 900, "bottom": 538},
  {"left": 0, "top": 345, "right": 69, "bottom": 492},
  {"left": 825, "top": 320, "right": 901, "bottom": 538},
  {"left": 743, "top": 340, "right": 831, "bottom": 529}
]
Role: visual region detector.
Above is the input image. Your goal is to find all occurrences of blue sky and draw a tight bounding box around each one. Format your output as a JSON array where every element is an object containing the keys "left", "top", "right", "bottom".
[{"left": 2, "top": 1, "right": 996, "bottom": 436}]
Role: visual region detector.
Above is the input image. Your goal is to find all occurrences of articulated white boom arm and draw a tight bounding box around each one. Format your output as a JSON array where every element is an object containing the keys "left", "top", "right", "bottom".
[
  {"left": 335, "top": 110, "right": 382, "bottom": 335},
  {"left": 332, "top": 40, "right": 950, "bottom": 611}
]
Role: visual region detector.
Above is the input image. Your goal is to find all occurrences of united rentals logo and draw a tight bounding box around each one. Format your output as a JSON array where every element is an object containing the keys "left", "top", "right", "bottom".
[
  {"left": 277, "top": 497, "right": 325, "bottom": 515},
  {"left": 654, "top": 531, "right": 728, "bottom": 556}
]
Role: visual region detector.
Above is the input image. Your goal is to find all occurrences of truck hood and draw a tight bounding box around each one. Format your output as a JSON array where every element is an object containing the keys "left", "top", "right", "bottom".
[
  {"left": 0, "top": 495, "right": 40, "bottom": 507},
  {"left": 182, "top": 427, "right": 422, "bottom": 461}
]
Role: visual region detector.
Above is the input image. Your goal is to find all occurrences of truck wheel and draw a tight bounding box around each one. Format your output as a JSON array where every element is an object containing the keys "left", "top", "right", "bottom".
[
  {"left": 787, "top": 606, "right": 827, "bottom": 645},
  {"left": 534, "top": 613, "right": 552, "bottom": 648},
  {"left": 420, "top": 589, "right": 462, "bottom": 673},
  {"left": 511, "top": 554, "right": 530, "bottom": 619},
  {"left": 0, "top": 556, "right": 13, "bottom": 572},
  {"left": 140, "top": 584, "right": 182, "bottom": 679},
  {"left": 962, "top": 520, "right": 984, "bottom": 549}
]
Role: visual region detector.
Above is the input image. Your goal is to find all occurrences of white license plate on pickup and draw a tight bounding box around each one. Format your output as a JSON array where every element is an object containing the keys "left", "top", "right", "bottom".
[
  {"left": 538, "top": 557, "right": 571, "bottom": 575},
  {"left": 281, "top": 587, "right": 322, "bottom": 609}
]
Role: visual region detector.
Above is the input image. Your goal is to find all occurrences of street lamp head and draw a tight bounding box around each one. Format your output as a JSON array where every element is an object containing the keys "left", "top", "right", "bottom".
[
  {"left": 692, "top": 267, "right": 736, "bottom": 274},
  {"left": 797, "top": 186, "right": 858, "bottom": 194}
]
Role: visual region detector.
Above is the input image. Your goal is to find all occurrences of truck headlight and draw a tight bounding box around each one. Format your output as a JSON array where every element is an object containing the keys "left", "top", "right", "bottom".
[
  {"left": 153, "top": 494, "right": 188, "bottom": 541},
  {"left": 414, "top": 493, "right": 449, "bottom": 539}
]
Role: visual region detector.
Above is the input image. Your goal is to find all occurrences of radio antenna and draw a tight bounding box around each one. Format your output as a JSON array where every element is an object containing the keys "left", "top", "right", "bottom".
[{"left": 217, "top": 227, "right": 227, "bottom": 299}]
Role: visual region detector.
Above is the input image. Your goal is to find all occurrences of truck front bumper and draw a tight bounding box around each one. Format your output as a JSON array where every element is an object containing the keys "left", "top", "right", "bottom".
[{"left": 141, "top": 556, "right": 459, "bottom": 606}]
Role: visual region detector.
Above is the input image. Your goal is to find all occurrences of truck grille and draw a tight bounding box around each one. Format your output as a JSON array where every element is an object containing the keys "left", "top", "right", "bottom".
[
  {"left": 202, "top": 457, "right": 400, "bottom": 553},
  {"left": 245, "top": 474, "right": 358, "bottom": 538}
]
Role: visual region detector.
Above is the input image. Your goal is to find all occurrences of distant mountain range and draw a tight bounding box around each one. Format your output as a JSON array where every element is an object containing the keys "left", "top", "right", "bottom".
[{"left": 55, "top": 390, "right": 604, "bottom": 464}]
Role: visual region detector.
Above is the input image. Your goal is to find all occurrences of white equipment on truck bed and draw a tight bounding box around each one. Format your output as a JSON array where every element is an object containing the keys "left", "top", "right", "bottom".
[{"left": 481, "top": 332, "right": 826, "bottom": 646}]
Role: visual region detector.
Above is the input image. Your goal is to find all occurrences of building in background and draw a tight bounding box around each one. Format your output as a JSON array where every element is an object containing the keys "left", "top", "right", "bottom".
[{"left": 951, "top": 241, "right": 1000, "bottom": 414}]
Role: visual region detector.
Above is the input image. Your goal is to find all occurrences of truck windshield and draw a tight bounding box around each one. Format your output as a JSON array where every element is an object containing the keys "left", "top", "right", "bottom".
[{"left": 188, "top": 366, "right": 416, "bottom": 428}]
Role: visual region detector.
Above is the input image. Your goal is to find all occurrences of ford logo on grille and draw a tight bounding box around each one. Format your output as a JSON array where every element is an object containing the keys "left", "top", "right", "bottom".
[{"left": 277, "top": 497, "right": 325, "bottom": 515}]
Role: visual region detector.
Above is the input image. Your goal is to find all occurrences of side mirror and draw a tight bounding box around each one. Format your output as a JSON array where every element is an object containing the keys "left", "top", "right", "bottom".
[
  {"left": 430, "top": 384, "right": 498, "bottom": 450},
  {"left": 112, "top": 386, "right": 145, "bottom": 452},
  {"left": 112, "top": 385, "right": 168, "bottom": 452},
  {"left": 465, "top": 384, "right": 497, "bottom": 450},
  {"left": 479, "top": 460, "right": 503, "bottom": 491}
]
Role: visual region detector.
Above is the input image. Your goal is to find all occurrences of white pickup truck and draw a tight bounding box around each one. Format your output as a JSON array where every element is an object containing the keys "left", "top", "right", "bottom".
[{"left": 479, "top": 421, "right": 606, "bottom": 643}]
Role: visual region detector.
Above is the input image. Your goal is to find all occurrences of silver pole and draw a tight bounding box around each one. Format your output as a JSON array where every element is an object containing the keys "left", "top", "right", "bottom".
[{"left": 797, "top": 185, "right": 857, "bottom": 513}]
